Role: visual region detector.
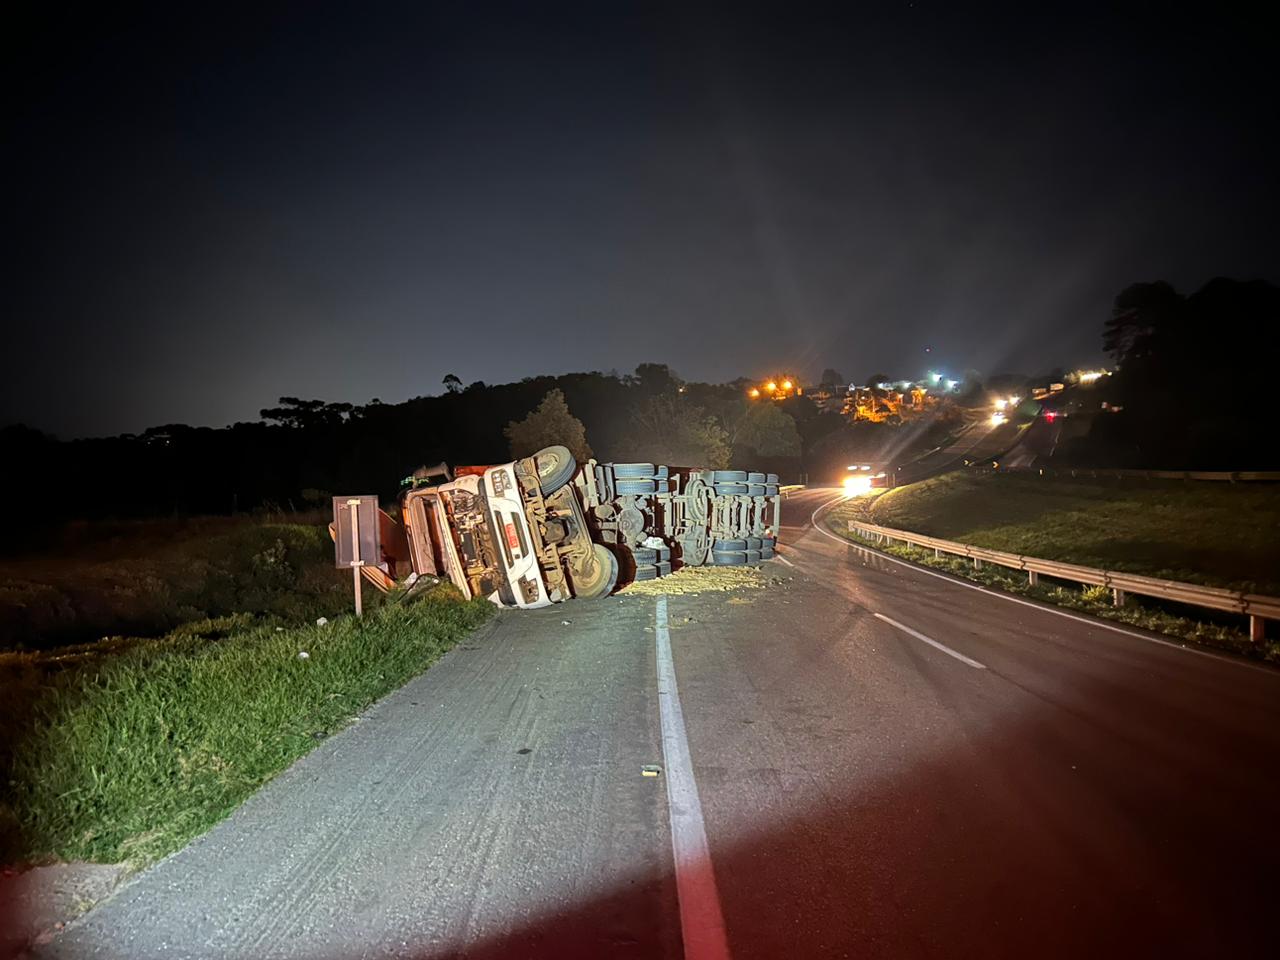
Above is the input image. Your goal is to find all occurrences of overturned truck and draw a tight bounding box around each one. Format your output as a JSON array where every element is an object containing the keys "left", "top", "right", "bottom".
[{"left": 355, "top": 445, "right": 780, "bottom": 609}]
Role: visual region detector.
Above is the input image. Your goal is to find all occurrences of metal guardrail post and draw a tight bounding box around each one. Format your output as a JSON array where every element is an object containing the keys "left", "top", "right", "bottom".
[
  {"left": 1028, "top": 570, "right": 1038, "bottom": 586},
  {"left": 1112, "top": 588, "right": 1125, "bottom": 607}
]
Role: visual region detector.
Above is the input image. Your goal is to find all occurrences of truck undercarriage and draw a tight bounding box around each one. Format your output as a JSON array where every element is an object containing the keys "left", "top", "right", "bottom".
[{"left": 343, "top": 446, "right": 781, "bottom": 608}]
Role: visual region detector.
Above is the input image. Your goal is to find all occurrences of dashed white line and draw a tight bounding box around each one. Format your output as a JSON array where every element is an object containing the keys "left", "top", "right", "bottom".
[
  {"left": 654, "top": 596, "right": 732, "bottom": 960},
  {"left": 805, "top": 495, "right": 1274, "bottom": 674},
  {"left": 874, "top": 612, "right": 988, "bottom": 669}
]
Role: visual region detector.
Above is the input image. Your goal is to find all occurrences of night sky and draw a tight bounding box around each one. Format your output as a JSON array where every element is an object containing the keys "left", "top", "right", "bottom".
[{"left": 6, "top": 3, "right": 1276, "bottom": 438}]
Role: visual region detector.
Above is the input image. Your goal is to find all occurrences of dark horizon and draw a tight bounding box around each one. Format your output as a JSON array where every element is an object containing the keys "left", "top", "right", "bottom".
[{"left": 6, "top": 2, "right": 1277, "bottom": 439}]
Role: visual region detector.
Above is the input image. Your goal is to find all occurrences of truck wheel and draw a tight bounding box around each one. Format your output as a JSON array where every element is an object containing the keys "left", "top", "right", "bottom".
[
  {"left": 617, "top": 478, "right": 657, "bottom": 495},
  {"left": 656, "top": 561, "right": 672, "bottom": 577},
  {"left": 654, "top": 479, "right": 670, "bottom": 493},
  {"left": 745, "top": 549, "right": 762, "bottom": 564},
  {"left": 613, "top": 462, "right": 656, "bottom": 478},
  {"left": 711, "top": 550, "right": 747, "bottom": 566},
  {"left": 632, "top": 546, "right": 658, "bottom": 564},
  {"left": 634, "top": 563, "right": 660, "bottom": 581},
  {"left": 715, "top": 482, "right": 748, "bottom": 496},
  {"left": 714, "top": 538, "right": 748, "bottom": 551},
  {"left": 745, "top": 537, "right": 762, "bottom": 550},
  {"left": 654, "top": 465, "right": 669, "bottom": 479},
  {"left": 712, "top": 470, "right": 748, "bottom": 483},
  {"left": 680, "top": 530, "right": 709, "bottom": 566},
  {"left": 765, "top": 484, "right": 779, "bottom": 496},
  {"left": 747, "top": 472, "right": 766, "bottom": 483},
  {"left": 747, "top": 484, "right": 766, "bottom": 496},
  {"left": 573, "top": 544, "right": 619, "bottom": 599},
  {"left": 534, "top": 445, "right": 577, "bottom": 494},
  {"left": 761, "top": 547, "right": 775, "bottom": 559},
  {"left": 766, "top": 473, "right": 779, "bottom": 484}
]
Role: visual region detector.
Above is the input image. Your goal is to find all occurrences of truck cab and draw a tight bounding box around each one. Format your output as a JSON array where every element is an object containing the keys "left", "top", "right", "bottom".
[{"left": 400, "top": 447, "right": 617, "bottom": 608}]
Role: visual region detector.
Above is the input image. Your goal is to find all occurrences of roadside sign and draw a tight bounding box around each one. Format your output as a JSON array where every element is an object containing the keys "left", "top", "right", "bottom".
[{"left": 332, "top": 496, "right": 381, "bottom": 617}]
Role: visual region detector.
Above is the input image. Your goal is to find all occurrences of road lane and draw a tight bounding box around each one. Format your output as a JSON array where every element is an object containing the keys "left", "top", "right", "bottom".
[
  {"left": 668, "top": 486, "right": 1280, "bottom": 957},
  {"left": 41, "top": 599, "right": 683, "bottom": 960}
]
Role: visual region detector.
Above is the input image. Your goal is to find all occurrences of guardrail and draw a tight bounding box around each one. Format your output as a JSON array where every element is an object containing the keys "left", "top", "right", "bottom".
[
  {"left": 999, "top": 466, "right": 1280, "bottom": 482},
  {"left": 843, "top": 518, "right": 1279, "bottom": 644},
  {"left": 779, "top": 484, "right": 807, "bottom": 497}
]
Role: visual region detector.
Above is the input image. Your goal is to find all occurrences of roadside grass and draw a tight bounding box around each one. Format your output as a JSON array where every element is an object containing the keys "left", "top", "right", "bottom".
[
  {"left": 824, "top": 487, "right": 1280, "bottom": 662},
  {"left": 0, "top": 585, "right": 493, "bottom": 868},
  {"left": 0, "top": 518, "right": 353, "bottom": 652},
  {"left": 863, "top": 471, "right": 1280, "bottom": 595}
]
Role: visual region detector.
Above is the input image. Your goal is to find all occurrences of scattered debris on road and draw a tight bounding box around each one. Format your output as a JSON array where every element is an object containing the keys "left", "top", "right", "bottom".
[
  {"left": 618, "top": 563, "right": 776, "bottom": 596},
  {"left": 641, "top": 764, "right": 662, "bottom": 777}
]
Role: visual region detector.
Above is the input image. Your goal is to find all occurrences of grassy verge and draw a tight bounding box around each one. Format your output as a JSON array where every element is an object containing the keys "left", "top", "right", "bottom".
[
  {"left": 0, "top": 517, "right": 353, "bottom": 652},
  {"left": 0, "top": 585, "right": 493, "bottom": 868},
  {"left": 824, "top": 491, "right": 1279, "bottom": 662},
  {"left": 861, "top": 471, "right": 1280, "bottom": 595}
]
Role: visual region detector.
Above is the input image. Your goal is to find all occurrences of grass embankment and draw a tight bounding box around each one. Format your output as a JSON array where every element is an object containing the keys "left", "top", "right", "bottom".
[
  {"left": 0, "top": 585, "right": 493, "bottom": 868},
  {"left": 0, "top": 517, "right": 351, "bottom": 652},
  {"left": 826, "top": 472, "right": 1280, "bottom": 660}
]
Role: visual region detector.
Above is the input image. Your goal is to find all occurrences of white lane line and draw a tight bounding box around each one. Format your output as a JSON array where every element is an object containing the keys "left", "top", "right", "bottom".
[
  {"left": 806, "top": 505, "right": 1274, "bottom": 675},
  {"left": 654, "top": 597, "right": 732, "bottom": 960},
  {"left": 773, "top": 553, "right": 795, "bottom": 568},
  {"left": 874, "top": 612, "right": 988, "bottom": 670}
]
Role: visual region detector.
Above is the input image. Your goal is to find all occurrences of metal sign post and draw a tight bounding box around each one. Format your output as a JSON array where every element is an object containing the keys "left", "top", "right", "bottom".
[
  {"left": 333, "top": 496, "right": 381, "bottom": 618},
  {"left": 348, "top": 499, "right": 363, "bottom": 617}
]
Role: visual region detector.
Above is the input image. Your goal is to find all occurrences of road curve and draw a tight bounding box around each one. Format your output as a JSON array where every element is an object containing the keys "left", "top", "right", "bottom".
[{"left": 37, "top": 488, "right": 1280, "bottom": 959}]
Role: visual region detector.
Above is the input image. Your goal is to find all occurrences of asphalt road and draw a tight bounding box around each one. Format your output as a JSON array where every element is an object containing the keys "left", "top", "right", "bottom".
[{"left": 37, "top": 489, "right": 1280, "bottom": 958}]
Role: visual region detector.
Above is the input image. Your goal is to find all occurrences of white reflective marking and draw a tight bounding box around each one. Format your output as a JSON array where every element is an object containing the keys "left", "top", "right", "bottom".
[
  {"left": 874, "top": 612, "right": 988, "bottom": 669},
  {"left": 774, "top": 553, "right": 795, "bottom": 568},
  {"left": 655, "top": 596, "right": 732, "bottom": 960},
  {"left": 805, "top": 495, "right": 1272, "bottom": 674}
]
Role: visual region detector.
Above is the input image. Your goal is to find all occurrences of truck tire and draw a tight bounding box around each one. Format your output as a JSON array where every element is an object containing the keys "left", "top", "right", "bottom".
[
  {"left": 613, "top": 462, "right": 656, "bottom": 478},
  {"left": 714, "top": 483, "right": 748, "bottom": 495},
  {"left": 747, "top": 472, "right": 766, "bottom": 483},
  {"left": 714, "top": 538, "right": 748, "bottom": 551},
  {"left": 654, "top": 479, "right": 670, "bottom": 493},
  {"left": 533, "top": 445, "right": 577, "bottom": 495},
  {"left": 632, "top": 546, "right": 658, "bottom": 564},
  {"left": 654, "top": 465, "right": 669, "bottom": 479},
  {"left": 765, "top": 484, "right": 779, "bottom": 496},
  {"left": 656, "top": 561, "right": 672, "bottom": 577},
  {"left": 712, "top": 470, "right": 748, "bottom": 483},
  {"left": 761, "top": 547, "right": 776, "bottom": 559},
  {"left": 745, "top": 537, "right": 762, "bottom": 550},
  {"left": 766, "top": 473, "right": 779, "bottom": 484},
  {"left": 616, "top": 478, "right": 657, "bottom": 495},
  {"left": 634, "top": 563, "right": 660, "bottom": 581},
  {"left": 747, "top": 484, "right": 766, "bottom": 496},
  {"left": 573, "top": 544, "right": 618, "bottom": 599},
  {"left": 711, "top": 550, "right": 747, "bottom": 566},
  {"left": 745, "top": 549, "right": 762, "bottom": 564}
]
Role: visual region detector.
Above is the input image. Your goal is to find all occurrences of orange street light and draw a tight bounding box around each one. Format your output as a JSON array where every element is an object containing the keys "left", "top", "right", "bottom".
[
  {"left": 748, "top": 387, "right": 761, "bottom": 398},
  {"left": 782, "top": 379, "right": 793, "bottom": 390},
  {"left": 765, "top": 381, "right": 777, "bottom": 392}
]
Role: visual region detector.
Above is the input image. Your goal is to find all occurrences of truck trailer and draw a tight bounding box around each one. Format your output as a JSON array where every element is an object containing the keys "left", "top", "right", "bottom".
[{"left": 345, "top": 445, "right": 780, "bottom": 609}]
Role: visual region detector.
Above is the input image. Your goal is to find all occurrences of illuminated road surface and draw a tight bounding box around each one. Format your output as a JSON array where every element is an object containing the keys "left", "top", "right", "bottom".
[{"left": 39, "top": 489, "right": 1280, "bottom": 958}]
